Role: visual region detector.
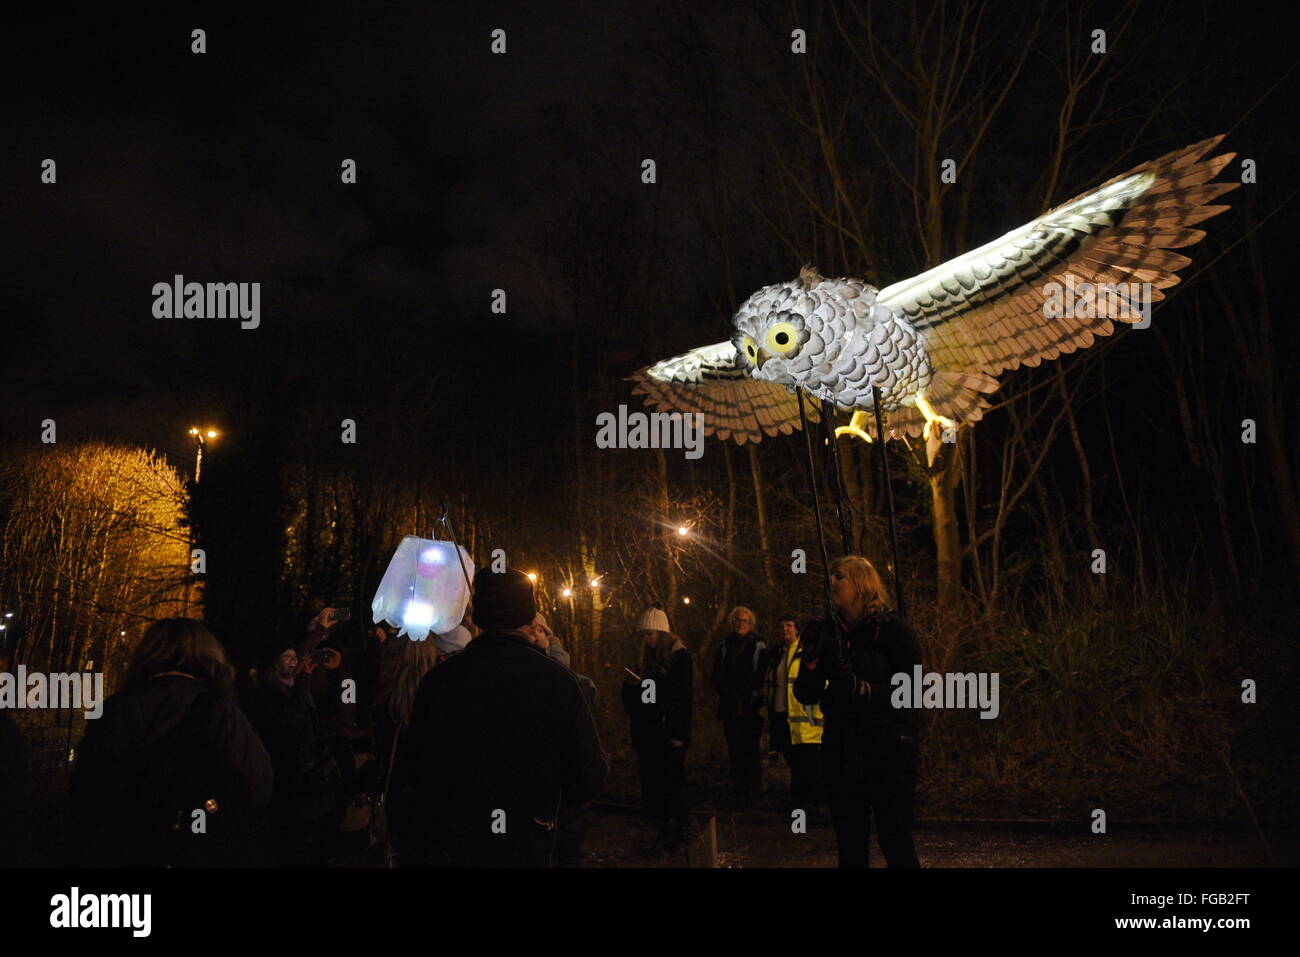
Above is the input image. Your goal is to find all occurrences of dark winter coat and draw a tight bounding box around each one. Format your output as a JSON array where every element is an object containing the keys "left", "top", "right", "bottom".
[
  {"left": 793, "top": 611, "right": 921, "bottom": 782},
  {"left": 71, "top": 674, "right": 273, "bottom": 866},
  {"left": 249, "top": 676, "right": 342, "bottom": 826},
  {"left": 622, "top": 646, "right": 693, "bottom": 747},
  {"left": 710, "top": 631, "right": 767, "bottom": 721},
  {"left": 390, "top": 629, "right": 607, "bottom": 867}
]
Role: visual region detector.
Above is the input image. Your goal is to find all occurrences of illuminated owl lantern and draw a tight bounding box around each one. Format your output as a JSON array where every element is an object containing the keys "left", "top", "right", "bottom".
[
  {"left": 633, "top": 136, "right": 1237, "bottom": 455},
  {"left": 371, "top": 536, "right": 475, "bottom": 641}
]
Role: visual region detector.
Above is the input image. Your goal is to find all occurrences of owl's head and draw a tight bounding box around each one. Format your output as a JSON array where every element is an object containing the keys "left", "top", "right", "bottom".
[{"left": 731, "top": 265, "right": 825, "bottom": 386}]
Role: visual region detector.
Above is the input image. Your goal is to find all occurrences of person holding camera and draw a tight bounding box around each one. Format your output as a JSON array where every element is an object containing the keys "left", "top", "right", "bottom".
[
  {"left": 793, "top": 556, "right": 921, "bottom": 867},
  {"left": 250, "top": 638, "right": 345, "bottom": 864}
]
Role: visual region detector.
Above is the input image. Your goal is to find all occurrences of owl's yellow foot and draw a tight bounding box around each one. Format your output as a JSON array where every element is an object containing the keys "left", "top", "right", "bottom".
[
  {"left": 833, "top": 409, "right": 873, "bottom": 443},
  {"left": 915, "top": 395, "right": 955, "bottom": 443}
]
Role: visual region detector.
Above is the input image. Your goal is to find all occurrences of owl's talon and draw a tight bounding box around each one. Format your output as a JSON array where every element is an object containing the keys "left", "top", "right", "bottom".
[
  {"left": 833, "top": 410, "right": 873, "bottom": 443},
  {"left": 915, "top": 395, "right": 956, "bottom": 442}
]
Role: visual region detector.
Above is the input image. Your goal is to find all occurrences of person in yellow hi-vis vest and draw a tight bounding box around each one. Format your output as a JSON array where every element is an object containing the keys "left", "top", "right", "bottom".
[{"left": 762, "top": 614, "right": 823, "bottom": 812}]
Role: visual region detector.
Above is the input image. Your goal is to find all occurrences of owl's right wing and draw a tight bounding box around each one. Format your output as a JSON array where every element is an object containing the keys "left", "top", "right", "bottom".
[
  {"left": 629, "top": 341, "right": 819, "bottom": 444},
  {"left": 875, "top": 135, "right": 1237, "bottom": 376}
]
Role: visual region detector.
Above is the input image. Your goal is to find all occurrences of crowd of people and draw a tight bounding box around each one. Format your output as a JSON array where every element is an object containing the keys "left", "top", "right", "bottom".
[
  {"left": 621, "top": 555, "right": 921, "bottom": 867},
  {"left": 9, "top": 553, "right": 923, "bottom": 868}
]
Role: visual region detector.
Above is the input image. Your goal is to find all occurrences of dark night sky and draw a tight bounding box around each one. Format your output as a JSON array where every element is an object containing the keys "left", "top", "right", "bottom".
[{"left": 1, "top": 3, "right": 672, "bottom": 462}]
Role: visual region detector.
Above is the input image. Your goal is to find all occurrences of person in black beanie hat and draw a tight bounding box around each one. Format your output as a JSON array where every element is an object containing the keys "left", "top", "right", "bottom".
[
  {"left": 390, "top": 567, "right": 607, "bottom": 867},
  {"left": 469, "top": 566, "right": 537, "bottom": 630}
]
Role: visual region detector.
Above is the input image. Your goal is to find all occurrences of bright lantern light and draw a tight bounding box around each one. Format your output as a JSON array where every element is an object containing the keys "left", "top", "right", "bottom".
[
  {"left": 402, "top": 601, "right": 435, "bottom": 635},
  {"left": 561, "top": 587, "right": 572, "bottom": 598},
  {"left": 676, "top": 526, "right": 688, "bottom": 536},
  {"left": 589, "top": 578, "right": 599, "bottom": 588},
  {"left": 189, "top": 427, "right": 199, "bottom": 436},
  {"left": 206, "top": 429, "right": 218, "bottom": 438},
  {"left": 527, "top": 572, "right": 538, "bottom": 582},
  {"left": 682, "top": 596, "right": 691, "bottom": 605}
]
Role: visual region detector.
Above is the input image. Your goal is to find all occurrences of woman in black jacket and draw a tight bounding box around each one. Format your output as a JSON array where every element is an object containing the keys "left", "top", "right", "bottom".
[
  {"left": 621, "top": 605, "right": 693, "bottom": 852},
  {"left": 794, "top": 556, "right": 921, "bottom": 867},
  {"left": 71, "top": 618, "right": 274, "bottom": 867}
]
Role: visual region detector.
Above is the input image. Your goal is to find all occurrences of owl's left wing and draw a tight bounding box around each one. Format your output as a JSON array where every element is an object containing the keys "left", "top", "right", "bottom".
[
  {"left": 629, "top": 341, "right": 819, "bottom": 444},
  {"left": 876, "top": 135, "right": 1238, "bottom": 376}
]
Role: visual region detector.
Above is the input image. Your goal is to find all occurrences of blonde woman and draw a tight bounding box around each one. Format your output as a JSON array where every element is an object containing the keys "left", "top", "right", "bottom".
[{"left": 793, "top": 556, "right": 921, "bottom": 867}]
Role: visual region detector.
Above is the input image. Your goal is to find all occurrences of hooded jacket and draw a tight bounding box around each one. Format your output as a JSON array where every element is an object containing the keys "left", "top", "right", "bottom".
[{"left": 71, "top": 674, "right": 273, "bottom": 866}]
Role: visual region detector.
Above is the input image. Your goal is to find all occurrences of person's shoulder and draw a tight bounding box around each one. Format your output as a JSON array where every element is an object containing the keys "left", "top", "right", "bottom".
[{"left": 879, "top": 611, "right": 919, "bottom": 642}]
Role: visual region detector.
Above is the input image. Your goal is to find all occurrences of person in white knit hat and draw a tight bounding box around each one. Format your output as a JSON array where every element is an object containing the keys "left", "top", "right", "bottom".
[{"left": 621, "top": 604, "right": 694, "bottom": 854}]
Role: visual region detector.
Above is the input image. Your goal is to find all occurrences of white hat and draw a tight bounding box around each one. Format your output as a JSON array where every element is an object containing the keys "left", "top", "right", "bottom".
[
  {"left": 435, "top": 624, "right": 472, "bottom": 655},
  {"left": 634, "top": 606, "right": 671, "bottom": 634}
]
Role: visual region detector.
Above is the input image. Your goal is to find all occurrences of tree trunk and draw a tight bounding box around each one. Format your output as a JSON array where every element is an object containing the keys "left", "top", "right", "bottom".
[{"left": 929, "top": 445, "right": 962, "bottom": 610}]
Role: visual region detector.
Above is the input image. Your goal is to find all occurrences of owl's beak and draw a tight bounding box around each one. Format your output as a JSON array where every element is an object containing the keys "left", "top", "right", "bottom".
[{"left": 754, "top": 350, "right": 770, "bottom": 370}]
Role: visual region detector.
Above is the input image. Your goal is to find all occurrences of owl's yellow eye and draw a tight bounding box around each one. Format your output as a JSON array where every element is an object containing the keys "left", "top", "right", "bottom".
[
  {"left": 765, "top": 321, "right": 799, "bottom": 356},
  {"left": 741, "top": 336, "right": 759, "bottom": 364}
]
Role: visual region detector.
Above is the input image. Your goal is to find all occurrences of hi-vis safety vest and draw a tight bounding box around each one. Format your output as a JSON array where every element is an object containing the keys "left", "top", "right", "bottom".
[{"left": 784, "top": 639, "right": 823, "bottom": 745}]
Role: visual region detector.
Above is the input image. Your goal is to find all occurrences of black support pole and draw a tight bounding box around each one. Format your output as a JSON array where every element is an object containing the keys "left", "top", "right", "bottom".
[
  {"left": 870, "top": 386, "right": 906, "bottom": 620},
  {"left": 796, "top": 390, "right": 833, "bottom": 616},
  {"left": 819, "top": 398, "right": 854, "bottom": 555}
]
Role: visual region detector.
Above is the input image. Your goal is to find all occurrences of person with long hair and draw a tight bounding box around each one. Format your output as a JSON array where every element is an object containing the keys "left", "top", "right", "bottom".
[
  {"left": 793, "top": 556, "right": 922, "bottom": 867},
  {"left": 71, "top": 618, "right": 273, "bottom": 866},
  {"left": 373, "top": 633, "right": 442, "bottom": 783},
  {"left": 622, "top": 605, "right": 694, "bottom": 853}
]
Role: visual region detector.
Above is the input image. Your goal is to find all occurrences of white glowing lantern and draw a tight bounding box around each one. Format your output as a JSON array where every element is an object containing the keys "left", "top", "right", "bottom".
[{"left": 371, "top": 536, "right": 475, "bottom": 641}]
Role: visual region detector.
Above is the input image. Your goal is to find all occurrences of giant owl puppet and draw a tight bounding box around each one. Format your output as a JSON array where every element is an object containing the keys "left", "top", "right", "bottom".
[{"left": 632, "top": 136, "right": 1238, "bottom": 460}]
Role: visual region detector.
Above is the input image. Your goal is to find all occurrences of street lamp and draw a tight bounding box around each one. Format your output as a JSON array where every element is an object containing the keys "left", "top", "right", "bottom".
[
  {"left": 187, "top": 426, "right": 220, "bottom": 483},
  {"left": 526, "top": 572, "right": 538, "bottom": 582},
  {"left": 676, "top": 525, "right": 689, "bottom": 537}
]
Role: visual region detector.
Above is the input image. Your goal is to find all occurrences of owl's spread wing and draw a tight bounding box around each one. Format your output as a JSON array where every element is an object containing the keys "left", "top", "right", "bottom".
[
  {"left": 876, "top": 135, "right": 1238, "bottom": 375},
  {"left": 629, "top": 341, "right": 819, "bottom": 444}
]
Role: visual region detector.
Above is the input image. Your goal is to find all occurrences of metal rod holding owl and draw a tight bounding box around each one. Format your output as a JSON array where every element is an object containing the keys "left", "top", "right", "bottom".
[
  {"left": 872, "top": 386, "right": 906, "bottom": 621},
  {"left": 796, "top": 389, "right": 834, "bottom": 618}
]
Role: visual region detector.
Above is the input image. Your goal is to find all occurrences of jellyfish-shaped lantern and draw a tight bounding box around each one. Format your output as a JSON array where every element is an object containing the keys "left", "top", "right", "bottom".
[{"left": 371, "top": 536, "right": 475, "bottom": 641}]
